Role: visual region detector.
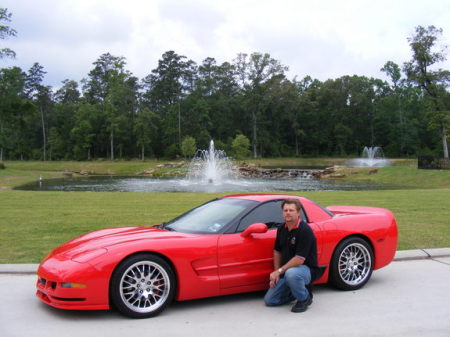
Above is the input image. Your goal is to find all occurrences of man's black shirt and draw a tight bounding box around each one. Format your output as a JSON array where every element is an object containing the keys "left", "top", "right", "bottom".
[{"left": 274, "top": 219, "right": 320, "bottom": 281}]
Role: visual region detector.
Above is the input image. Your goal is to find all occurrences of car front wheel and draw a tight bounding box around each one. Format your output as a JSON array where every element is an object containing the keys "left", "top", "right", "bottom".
[
  {"left": 110, "top": 253, "right": 176, "bottom": 318},
  {"left": 330, "top": 237, "right": 373, "bottom": 290}
]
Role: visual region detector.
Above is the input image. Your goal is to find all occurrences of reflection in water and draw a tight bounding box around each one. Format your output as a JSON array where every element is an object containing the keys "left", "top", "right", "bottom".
[{"left": 15, "top": 176, "right": 400, "bottom": 193}]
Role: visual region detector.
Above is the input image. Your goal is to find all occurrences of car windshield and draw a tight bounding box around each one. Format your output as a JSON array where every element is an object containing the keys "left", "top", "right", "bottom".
[{"left": 164, "top": 198, "right": 257, "bottom": 234}]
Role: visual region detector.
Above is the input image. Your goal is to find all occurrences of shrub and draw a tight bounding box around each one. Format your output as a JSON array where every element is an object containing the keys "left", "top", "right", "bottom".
[
  {"left": 232, "top": 134, "right": 251, "bottom": 159},
  {"left": 181, "top": 136, "right": 197, "bottom": 158},
  {"left": 164, "top": 144, "right": 180, "bottom": 159}
]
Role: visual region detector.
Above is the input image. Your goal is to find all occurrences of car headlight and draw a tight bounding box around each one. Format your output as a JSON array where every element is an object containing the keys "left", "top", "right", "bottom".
[{"left": 61, "top": 282, "right": 87, "bottom": 289}]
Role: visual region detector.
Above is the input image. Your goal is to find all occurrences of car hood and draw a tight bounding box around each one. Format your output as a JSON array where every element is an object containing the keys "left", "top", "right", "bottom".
[{"left": 50, "top": 226, "right": 196, "bottom": 260}]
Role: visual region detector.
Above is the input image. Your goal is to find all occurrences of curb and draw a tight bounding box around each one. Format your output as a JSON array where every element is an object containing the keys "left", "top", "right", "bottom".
[
  {"left": 393, "top": 247, "right": 450, "bottom": 261},
  {"left": 1, "top": 248, "right": 449, "bottom": 275}
]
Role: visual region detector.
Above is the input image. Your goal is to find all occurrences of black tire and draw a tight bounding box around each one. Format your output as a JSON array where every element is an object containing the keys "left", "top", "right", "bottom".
[
  {"left": 329, "top": 237, "right": 374, "bottom": 291},
  {"left": 110, "top": 253, "right": 176, "bottom": 318}
]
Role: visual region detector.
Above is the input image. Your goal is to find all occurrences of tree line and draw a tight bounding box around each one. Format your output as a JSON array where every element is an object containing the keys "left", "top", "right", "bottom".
[{"left": 1, "top": 9, "right": 449, "bottom": 161}]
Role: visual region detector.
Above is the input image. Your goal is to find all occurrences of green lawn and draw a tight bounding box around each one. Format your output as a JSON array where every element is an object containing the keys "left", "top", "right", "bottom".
[
  {"left": 1, "top": 188, "right": 449, "bottom": 263},
  {"left": 333, "top": 165, "right": 450, "bottom": 189},
  {"left": 0, "top": 160, "right": 165, "bottom": 188},
  {"left": 1, "top": 159, "right": 449, "bottom": 264}
]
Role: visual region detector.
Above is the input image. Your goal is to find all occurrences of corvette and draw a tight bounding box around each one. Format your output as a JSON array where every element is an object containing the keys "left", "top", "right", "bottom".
[{"left": 36, "top": 194, "right": 397, "bottom": 318}]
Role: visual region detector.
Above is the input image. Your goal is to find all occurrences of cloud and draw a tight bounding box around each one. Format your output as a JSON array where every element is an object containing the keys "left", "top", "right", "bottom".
[{"left": 1, "top": 0, "right": 449, "bottom": 88}]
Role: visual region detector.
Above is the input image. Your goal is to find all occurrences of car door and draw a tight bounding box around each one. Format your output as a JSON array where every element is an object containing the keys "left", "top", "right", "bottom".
[{"left": 217, "top": 200, "right": 283, "bottom": 289}]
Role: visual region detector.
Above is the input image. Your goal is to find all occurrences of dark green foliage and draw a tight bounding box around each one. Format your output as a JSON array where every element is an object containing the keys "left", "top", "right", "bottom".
[
  {"left": 0, "top": 8, "right": 17, "bottom": 59},
  {"left": 181, "top": 136, "right": 197, "bottom": 158},
  {"left": 0, "top": 28, "right": 448, "bottom": 160},
  {"left": 403, "top": 26, "right": 450, "bottom": 159}
]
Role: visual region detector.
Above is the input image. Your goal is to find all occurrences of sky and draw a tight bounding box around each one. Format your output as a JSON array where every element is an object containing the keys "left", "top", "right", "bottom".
[{"left": 2, "top": 0, "right": 450, "bottom": 88}]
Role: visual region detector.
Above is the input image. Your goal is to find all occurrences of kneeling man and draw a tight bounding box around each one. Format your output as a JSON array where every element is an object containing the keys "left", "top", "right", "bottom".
[{"left": 264, "top": 198, "right": 319, "bottom": 313}]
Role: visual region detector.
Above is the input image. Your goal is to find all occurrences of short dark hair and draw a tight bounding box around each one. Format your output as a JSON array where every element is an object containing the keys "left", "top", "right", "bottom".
[{"left": 281, "top": 198, "right": 302, "bottom": 212}]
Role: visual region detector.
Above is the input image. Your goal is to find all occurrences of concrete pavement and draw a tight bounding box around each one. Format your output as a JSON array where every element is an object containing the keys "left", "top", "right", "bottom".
[{"left": 0, "top": 250, "right": 450, "bottom": 337}]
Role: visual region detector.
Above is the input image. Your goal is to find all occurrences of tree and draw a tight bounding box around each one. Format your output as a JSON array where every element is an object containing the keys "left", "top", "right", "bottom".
[
  {"left": 381, "top": 61, "right": 406, "bottom": 153},
  {"left": 334, "top": 123, "right": 353, "bottom": 155},
  {"left": 71, "top": 104, "right": 98, "bottom": 160},
  {"left": 51, "top": 80, "right": 81, "bottom": 159},
  {"left": 233, "top": 52, "right": 288, "bottom": 158},
  {"left": 0, "top": 66, "right": 29, "bottom": 160},
  {"left": 231, "top": 134, "right": 251, "bottom": 159},
  {"left": 48, "top": 127, "right": 64, "bottom": 160},
  {"left": 83, "top": 53, "right": 138, "bottom": 159},
  {"left": 0, "top": 8, "right": 17, "bottom": 59},
  {"left": 54, "top": 79, "right": 80, "bottom": 104},
  {"left": 181, "top": 136, "right": 196, "bottom": 158},
  {"left": 25, "top": 62, "right": 51, "bottom": 160},
  {"left": 403, "top": 25, "right": 450, "bottom": 159},
  {"left": 142, "top": 51, "right": 197, "bottom": 148},
  {"left": 134, "top": 108, "right": 158, "bottom": 160}
]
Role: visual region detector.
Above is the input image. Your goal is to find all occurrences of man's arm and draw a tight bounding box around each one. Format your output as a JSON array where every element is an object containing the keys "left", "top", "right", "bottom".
[
  {"left": 279, "top": 255, "right": 305, "bottom": 272},
  {"left": 269, "top": 250, "right": 282, "bottom": 288},
  {"left": 269, "top": 251, "right": 305, "bottom": 287},
  {"left": 270, "top": 253, "right": 306, "bottom": 288},
  {"left": 273, "top": 250, "right": 282, "bottom": 270}
]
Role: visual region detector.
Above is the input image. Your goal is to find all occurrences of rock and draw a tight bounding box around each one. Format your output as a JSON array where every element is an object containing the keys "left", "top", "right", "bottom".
[
  {"left": 329, "top": 173, "right": 347, "bottom": 178},
  {"left": 173, "top": 161, "right": 185, "bottom": 168},
  {"left": 322, "top": 167, "right": 335, "bottom": 175},
  {"left": 368, "top": 169, "right": 378, "bottom": 175},
  {"left": 79, "top": 170, "right": 89, "bottom": 175},
  {"left": 62, "top": 171, "right": 73, "bottom": 177}
]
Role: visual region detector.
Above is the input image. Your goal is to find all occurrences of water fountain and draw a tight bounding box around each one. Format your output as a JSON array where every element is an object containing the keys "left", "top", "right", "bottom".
[
  {"left": 348, "top": 146, "right": 391, "bottom": 167},
  {"left": 185, "top": 140, "right": 237, "bottom": 184},
  {"left": 15, "top": 142, "right": 396, "bottom": 192}
]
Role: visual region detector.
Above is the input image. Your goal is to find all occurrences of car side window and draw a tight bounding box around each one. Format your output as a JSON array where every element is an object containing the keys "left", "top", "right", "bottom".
[{"left": 237, "top": 200, "right": 284, "bottom": 232}]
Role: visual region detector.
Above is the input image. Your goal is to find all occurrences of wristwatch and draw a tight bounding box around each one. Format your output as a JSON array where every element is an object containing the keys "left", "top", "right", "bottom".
[{"left": 278, "top": 267, "right": 283, "bottom": 274}]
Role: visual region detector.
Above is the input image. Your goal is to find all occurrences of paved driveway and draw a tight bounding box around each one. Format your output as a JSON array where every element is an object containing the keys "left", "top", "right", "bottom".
[{"left": 1, "top": 257, "right": 450, "bottom": 337}]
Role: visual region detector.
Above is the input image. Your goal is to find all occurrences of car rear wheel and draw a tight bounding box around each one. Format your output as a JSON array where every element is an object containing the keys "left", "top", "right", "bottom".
[
  {"left": 110, "top": 253, "right": 176, "bottom": 318},
  {"left": 330, "top": 237, "right": 373, "bottom": 290}
]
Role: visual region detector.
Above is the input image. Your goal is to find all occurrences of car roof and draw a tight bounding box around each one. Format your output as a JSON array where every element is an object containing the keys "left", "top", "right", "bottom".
[{"left": 221, "top": 194, "right": 333, "bottom": 222}]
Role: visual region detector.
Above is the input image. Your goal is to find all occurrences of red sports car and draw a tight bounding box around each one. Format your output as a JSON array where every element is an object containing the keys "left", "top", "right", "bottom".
[{"left": 36, "top": 194, "right": 397, "bottom": 318}]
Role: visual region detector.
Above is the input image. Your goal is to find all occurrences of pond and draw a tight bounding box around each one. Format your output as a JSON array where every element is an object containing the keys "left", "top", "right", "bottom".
[{"left": 15, "top": 176, "right": 404, "bottom": 193}]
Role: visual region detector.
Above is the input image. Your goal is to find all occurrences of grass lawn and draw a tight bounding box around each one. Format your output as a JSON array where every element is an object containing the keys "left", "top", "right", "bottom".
[
  {"left": 0, "top": 160, "right": 165, "bottom": 188},
  {"left": 1, "top": 188, "right": 449, "bottom": 263}
]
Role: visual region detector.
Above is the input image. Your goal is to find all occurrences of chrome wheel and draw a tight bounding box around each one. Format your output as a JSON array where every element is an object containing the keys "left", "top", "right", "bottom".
[
  {"left": 330, "top": 237, "right": 373, "bottom": 290},
  {"left": 111, "top": 254, "right": 175, "bottom": 318},
  {"left": 120, "top": 261, "right": 170, "bottom": 313},
  {"left": 338, "top": 243, "right": 371, "bottom": 286}
]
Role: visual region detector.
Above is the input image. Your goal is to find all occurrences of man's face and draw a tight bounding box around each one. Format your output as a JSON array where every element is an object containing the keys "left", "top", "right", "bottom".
[{"left": 282, "top": 203, "right": 300, "bottom": 223}]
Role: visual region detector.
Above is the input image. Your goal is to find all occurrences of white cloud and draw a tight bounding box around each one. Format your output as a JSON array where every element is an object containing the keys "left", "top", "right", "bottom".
[{"left": 2, "top": 0, "right": 449, "bottom": 87}]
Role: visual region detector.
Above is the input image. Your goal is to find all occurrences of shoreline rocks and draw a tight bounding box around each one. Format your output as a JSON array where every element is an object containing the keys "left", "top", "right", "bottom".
[
  {"left": 137, "top": 162, "right": 341, "bottom": 179},
  {"left": 236, "top": 164, "right": 336, "bottom": 179}
]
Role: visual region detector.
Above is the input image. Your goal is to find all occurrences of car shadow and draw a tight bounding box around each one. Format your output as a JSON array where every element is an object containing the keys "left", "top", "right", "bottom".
[{"left": 37, "top": 283, "right": 361, "bottom": 320}]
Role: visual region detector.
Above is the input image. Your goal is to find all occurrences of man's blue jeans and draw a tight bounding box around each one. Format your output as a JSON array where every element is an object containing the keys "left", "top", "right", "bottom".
[{"left": 264, "top": 265, "right": 311, "bottom": 306}]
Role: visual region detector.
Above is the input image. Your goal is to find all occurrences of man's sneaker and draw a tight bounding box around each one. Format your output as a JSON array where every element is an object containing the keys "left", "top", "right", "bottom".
[
  {"left": 291, "top": 295, "right": 312, "bottom": 313},
  {"left": 306, "top": 294, "right": 313, "bottom": 306}
]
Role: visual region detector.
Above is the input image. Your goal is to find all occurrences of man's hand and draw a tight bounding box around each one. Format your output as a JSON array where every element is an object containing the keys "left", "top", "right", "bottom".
[{"left": 269, "top": 270, "right": 281, "bottom": 288}]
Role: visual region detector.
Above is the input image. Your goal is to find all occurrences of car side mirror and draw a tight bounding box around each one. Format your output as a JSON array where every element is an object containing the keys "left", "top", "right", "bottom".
[{"left": 241, "top": 223, "right": 268, "bottom": 237}]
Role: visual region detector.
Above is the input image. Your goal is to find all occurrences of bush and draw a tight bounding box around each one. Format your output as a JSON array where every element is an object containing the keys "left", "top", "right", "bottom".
[
  {"left": 0, "top": 162, "right": 5, "bottom": 169},
  {"left": 232, "top": 134, "right": 251, "bottom": 159},
  {"left": 181, "top": 136, "right": 197, "bottom": 158},
  {"left": 164, "top": 144, "right": 180, "bottom": 159}
]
